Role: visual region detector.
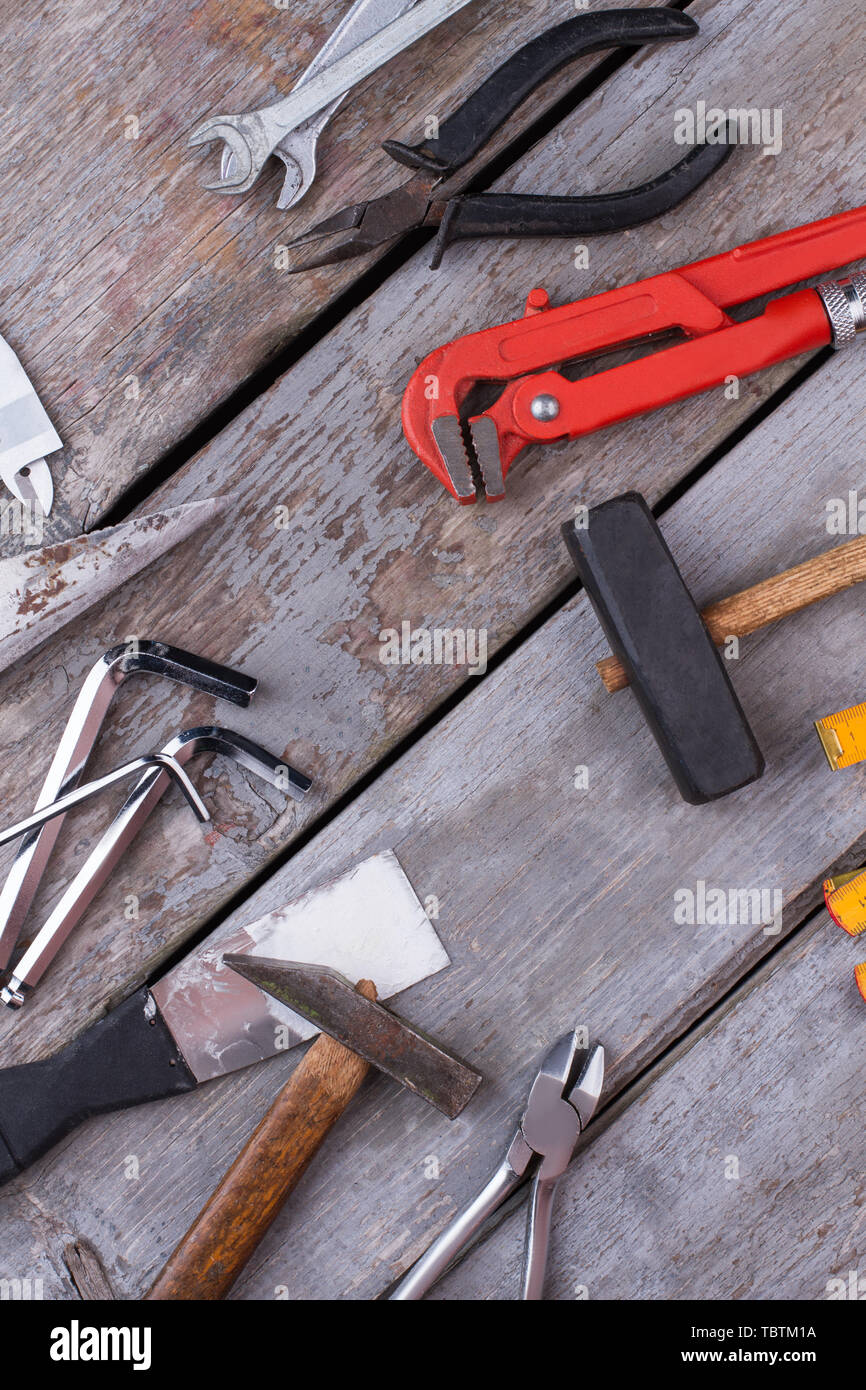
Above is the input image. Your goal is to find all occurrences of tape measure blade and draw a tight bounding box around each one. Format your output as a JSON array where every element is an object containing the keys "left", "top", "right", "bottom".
[
  {"left": 824, "top": 869, "right": 866, "bottom": 936},
  {"left": 815, "top": 701, "right": 866, "bottom": 769}
]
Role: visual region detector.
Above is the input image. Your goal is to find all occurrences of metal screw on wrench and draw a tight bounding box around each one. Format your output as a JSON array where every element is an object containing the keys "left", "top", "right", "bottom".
[{"left": 530, "top": 394, "right": 561, "bottom": 422}]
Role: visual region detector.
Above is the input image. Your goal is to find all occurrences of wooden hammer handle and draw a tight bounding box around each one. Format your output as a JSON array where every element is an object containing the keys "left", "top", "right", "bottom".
[
  {"left": 145, "top": 981, "right": 376, "bottom": 1301},
  {"left": 596, "top": 533, "right": 866, "bottom": 694}
]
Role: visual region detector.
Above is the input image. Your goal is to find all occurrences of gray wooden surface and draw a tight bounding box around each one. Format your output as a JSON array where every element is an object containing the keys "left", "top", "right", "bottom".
[
  {"left": 0, "top": 0, "right": 658, "bottom": 550},
  {"left": 0, "top": 0, "right": 863, "bottom": 1301}
]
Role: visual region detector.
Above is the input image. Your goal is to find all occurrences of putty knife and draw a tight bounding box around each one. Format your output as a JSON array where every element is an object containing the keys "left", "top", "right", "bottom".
[{"left": 0, "top": 851, "right": 449, "bottom": 1183}]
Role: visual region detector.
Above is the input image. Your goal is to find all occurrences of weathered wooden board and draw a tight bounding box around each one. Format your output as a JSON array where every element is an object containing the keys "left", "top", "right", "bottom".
[
  {"left": 431, "top": 916, "right": 865, "bottom": 1300},
  {"left": 0, "top": 0, "right": 862, "bottom": 1066},
  {"left": 1, "top": 0, "right": 865, "bottom": 1301},
  {"left": 0, "top": 0, "right": 664, "bottom": 551},
  {"left": 2, "top": 340, "right": 865, "bottom": 1299}
]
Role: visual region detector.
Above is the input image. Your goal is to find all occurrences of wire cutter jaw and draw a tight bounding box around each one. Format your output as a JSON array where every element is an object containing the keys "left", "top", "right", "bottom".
[
  {"left": 390, "top": 1030, "right": 604, "bottom": 1301},
  {"left": 511, "top": 1033, "right": 605, "bottom": 1182}
]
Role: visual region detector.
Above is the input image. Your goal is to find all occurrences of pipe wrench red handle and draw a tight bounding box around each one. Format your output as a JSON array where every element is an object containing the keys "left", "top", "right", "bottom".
[{"left": 402, "top": 206, "right": 866, "bottom": 503}]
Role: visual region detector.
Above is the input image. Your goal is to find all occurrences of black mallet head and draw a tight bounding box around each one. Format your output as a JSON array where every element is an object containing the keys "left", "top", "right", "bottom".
[{"left": 563, "top": 493, "right": 765, "bottom": 804}]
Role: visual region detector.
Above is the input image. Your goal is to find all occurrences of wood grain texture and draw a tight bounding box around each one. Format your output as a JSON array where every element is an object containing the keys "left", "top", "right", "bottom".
[
  {"left": 0, "top": 0, "right": 862, "bottom": 1069},
  {"left": 0, "top": 0, "right": 864, "bottom": 1302},
  {"left": 0, "top": 0, "right": 659, "bottom": 553},
  {"left": 429, "top": 918, "right": 864, "bottom": 1300},
  {"left": 146, "top": 981, "right": 376, "bottom": 1300},
  {"left": 3, "top": 340, "right": 866, "bottom": 1300},
  {"left": 597, "top": 532, "right": 866, "bottom": 692}
]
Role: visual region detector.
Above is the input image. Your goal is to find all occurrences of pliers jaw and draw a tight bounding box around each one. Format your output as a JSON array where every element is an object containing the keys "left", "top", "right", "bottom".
[
  {"left": 514, "top": 1033, "right": 605, "bottom": 1181},
  {"left": 389, "top": 1029, "right": 604, "bottom": 1301}
]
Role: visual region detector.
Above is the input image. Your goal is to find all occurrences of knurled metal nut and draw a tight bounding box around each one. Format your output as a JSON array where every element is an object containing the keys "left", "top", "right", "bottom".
[{"left": 817, "top": 275, "right": 866, "bottom": 349}]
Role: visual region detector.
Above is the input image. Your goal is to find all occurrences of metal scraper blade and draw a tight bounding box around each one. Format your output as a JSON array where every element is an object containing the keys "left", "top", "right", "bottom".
[
  {"left": 0, "top": 334, "right": 61, "bottom": 515},
  {"left": 0, "top": 495, "right": 233, "bottom": 678},
  {"left": 151, "top": 850, "right": 450, "bottom": 1082}
]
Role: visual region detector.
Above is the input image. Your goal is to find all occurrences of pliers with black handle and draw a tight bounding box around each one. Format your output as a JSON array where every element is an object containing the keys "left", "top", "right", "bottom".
[{"left": 287, "top": 8, "right": 734, "bottom": 271}]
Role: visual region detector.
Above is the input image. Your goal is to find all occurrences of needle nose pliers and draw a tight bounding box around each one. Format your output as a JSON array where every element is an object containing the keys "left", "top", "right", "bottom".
[
  {"left": 287, "top": 8, "right": 735, "bottom": 272},
  {"left": 390, "top": 1031, "right": 605, "bottom": 1300}
]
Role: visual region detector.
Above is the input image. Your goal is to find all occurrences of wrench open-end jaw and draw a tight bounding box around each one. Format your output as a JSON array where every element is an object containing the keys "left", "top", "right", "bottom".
[
  {"left": 391, "top": 1030, "right": 604, "bottom": 1301},
  {"left": 1, "top": 727, "right": 312, "bottom": 1008},
  {"left": 215, "top": 0, "right": 421, "bottom": 209},
  {"left": 188, "top": 0, "right": 475, "bottom": 197}
]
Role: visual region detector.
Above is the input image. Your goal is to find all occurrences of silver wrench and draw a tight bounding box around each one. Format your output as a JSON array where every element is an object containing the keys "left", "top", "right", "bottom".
[
  {"left": 190, "top": 0, "right": 477, "bottom": 196},
  {"left": 0, "top": 753, "right": 209, "bottom": 850},
  {"left": 1, "top": 727, "right": 312, "bottom": 1007},
  {"left": 221, "top": 0, "right": 419, "bottom": 211}
]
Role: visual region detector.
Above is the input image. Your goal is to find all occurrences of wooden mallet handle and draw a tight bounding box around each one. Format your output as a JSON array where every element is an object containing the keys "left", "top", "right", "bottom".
[
  {"left": 145, "top": 980, "right": 377, "bottom": 1301},
  {"left": 597, "top": 533, "right": 866, "bottom": 693}
]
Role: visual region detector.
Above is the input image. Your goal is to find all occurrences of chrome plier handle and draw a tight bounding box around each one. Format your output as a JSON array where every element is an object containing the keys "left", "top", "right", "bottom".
[{"left": 391, "top": 1031, "right": 605, "bottom": 1301}]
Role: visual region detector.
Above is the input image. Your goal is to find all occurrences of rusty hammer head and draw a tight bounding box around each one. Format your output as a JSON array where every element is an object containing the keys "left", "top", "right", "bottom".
[
  {"left": 224, "top": 955, "right": 482, "bottom": 1118},
  {"left": 562, "top": 492, "right": 765, "bottom": 805}
]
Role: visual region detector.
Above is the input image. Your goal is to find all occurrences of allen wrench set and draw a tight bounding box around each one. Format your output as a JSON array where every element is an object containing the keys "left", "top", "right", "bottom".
[{"left": 0, "top": 642, "right": 312, "bottom": 1009}]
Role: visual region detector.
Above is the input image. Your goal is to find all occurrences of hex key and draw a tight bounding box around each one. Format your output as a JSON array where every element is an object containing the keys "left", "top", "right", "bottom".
[
  {"left": 2, "top": 727, "right": 312, "bottom": 1007},
  {"left": 0, "top": 642, "right": 256, "bottom": 972},
  {"left": 0, "top": 753, "right": 209, "bottom": 846}
]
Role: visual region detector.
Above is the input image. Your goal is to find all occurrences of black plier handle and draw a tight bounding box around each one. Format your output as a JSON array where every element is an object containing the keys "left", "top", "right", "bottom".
[
  {"left": 385, "top": 7, "right": 698, "bottom": 176},
  {"left": 287, "top": 8, "right": 733, "bottom": 272}
]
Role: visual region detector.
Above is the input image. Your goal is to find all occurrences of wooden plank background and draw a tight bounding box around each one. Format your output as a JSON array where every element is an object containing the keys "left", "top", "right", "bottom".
[{"left": 0, "top": 0, "right": 863, "bottom": 1301}]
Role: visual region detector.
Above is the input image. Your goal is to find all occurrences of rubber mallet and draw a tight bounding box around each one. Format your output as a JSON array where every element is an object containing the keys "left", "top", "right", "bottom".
[{"left": 562, "top": 492, "right": 866, "bottom": 803}]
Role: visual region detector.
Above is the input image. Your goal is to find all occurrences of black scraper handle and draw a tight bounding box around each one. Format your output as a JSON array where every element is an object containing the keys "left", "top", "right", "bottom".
[
  {"left": 428, "top": 136, "right": 735, "bottom": 267},
  {"left": 383, "top": 9, "right": 698, "bottom": 177},
  {"left": 0, "top": 989, "right": 196, "bottom": 1184}
]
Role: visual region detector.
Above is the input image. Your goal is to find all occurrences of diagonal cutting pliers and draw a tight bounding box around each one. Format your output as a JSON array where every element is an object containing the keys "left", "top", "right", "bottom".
[
  {"left": 390, "top": 1030, "right": 605, "bottom": 1300},
  {"left": 286, "top": 8, "right": 734, "bottom": 272}
]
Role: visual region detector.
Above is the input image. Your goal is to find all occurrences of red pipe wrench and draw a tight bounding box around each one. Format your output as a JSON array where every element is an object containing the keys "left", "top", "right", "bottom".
[{"left": 402, "top": 206, "right": 866, "bottom": 503}]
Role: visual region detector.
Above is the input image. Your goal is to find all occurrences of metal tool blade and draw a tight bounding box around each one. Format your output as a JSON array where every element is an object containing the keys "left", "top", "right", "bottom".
[
  {"left": 151, "top": 850, "right": 450, "bottom": 1083},
  {"left": 191, "top": 0, "right": 477, "bottom": 191},
  {"left": 568, "top": 1042, "right": 605, "bottom": 1131},
  {"left": 0, "top": 496, "right": 232, "bottom": 678},
  {"left": 221, "top": 0, "right": 419, "bottom": 208},
  {"left": 0, "top": 334, "right": 61, "bottom": 515},
  {"left": 286, "top": 177, "right": 435, "bottom": 270},
  {"left": 224, "top": 956, "right": 481, "bottom": 1118},
  {"left": 431, "top": 415, "right": 476, "bottom": 500}
]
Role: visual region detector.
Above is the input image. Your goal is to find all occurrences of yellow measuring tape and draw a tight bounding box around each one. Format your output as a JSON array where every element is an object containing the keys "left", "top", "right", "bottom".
[
  {"left": 815, "top": 701, "right": 866, "bottom": 987},
  {"left": 823, "top": 869, "right": 866, "bottom": 937},
  {"left": 815, "top": 701, "right": 866, "bottom": 770}
]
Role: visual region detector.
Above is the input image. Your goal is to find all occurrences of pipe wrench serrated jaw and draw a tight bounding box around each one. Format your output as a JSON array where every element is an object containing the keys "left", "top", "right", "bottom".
[{"left": 404, "top": 207, "right": 866, "bottom": 504}]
